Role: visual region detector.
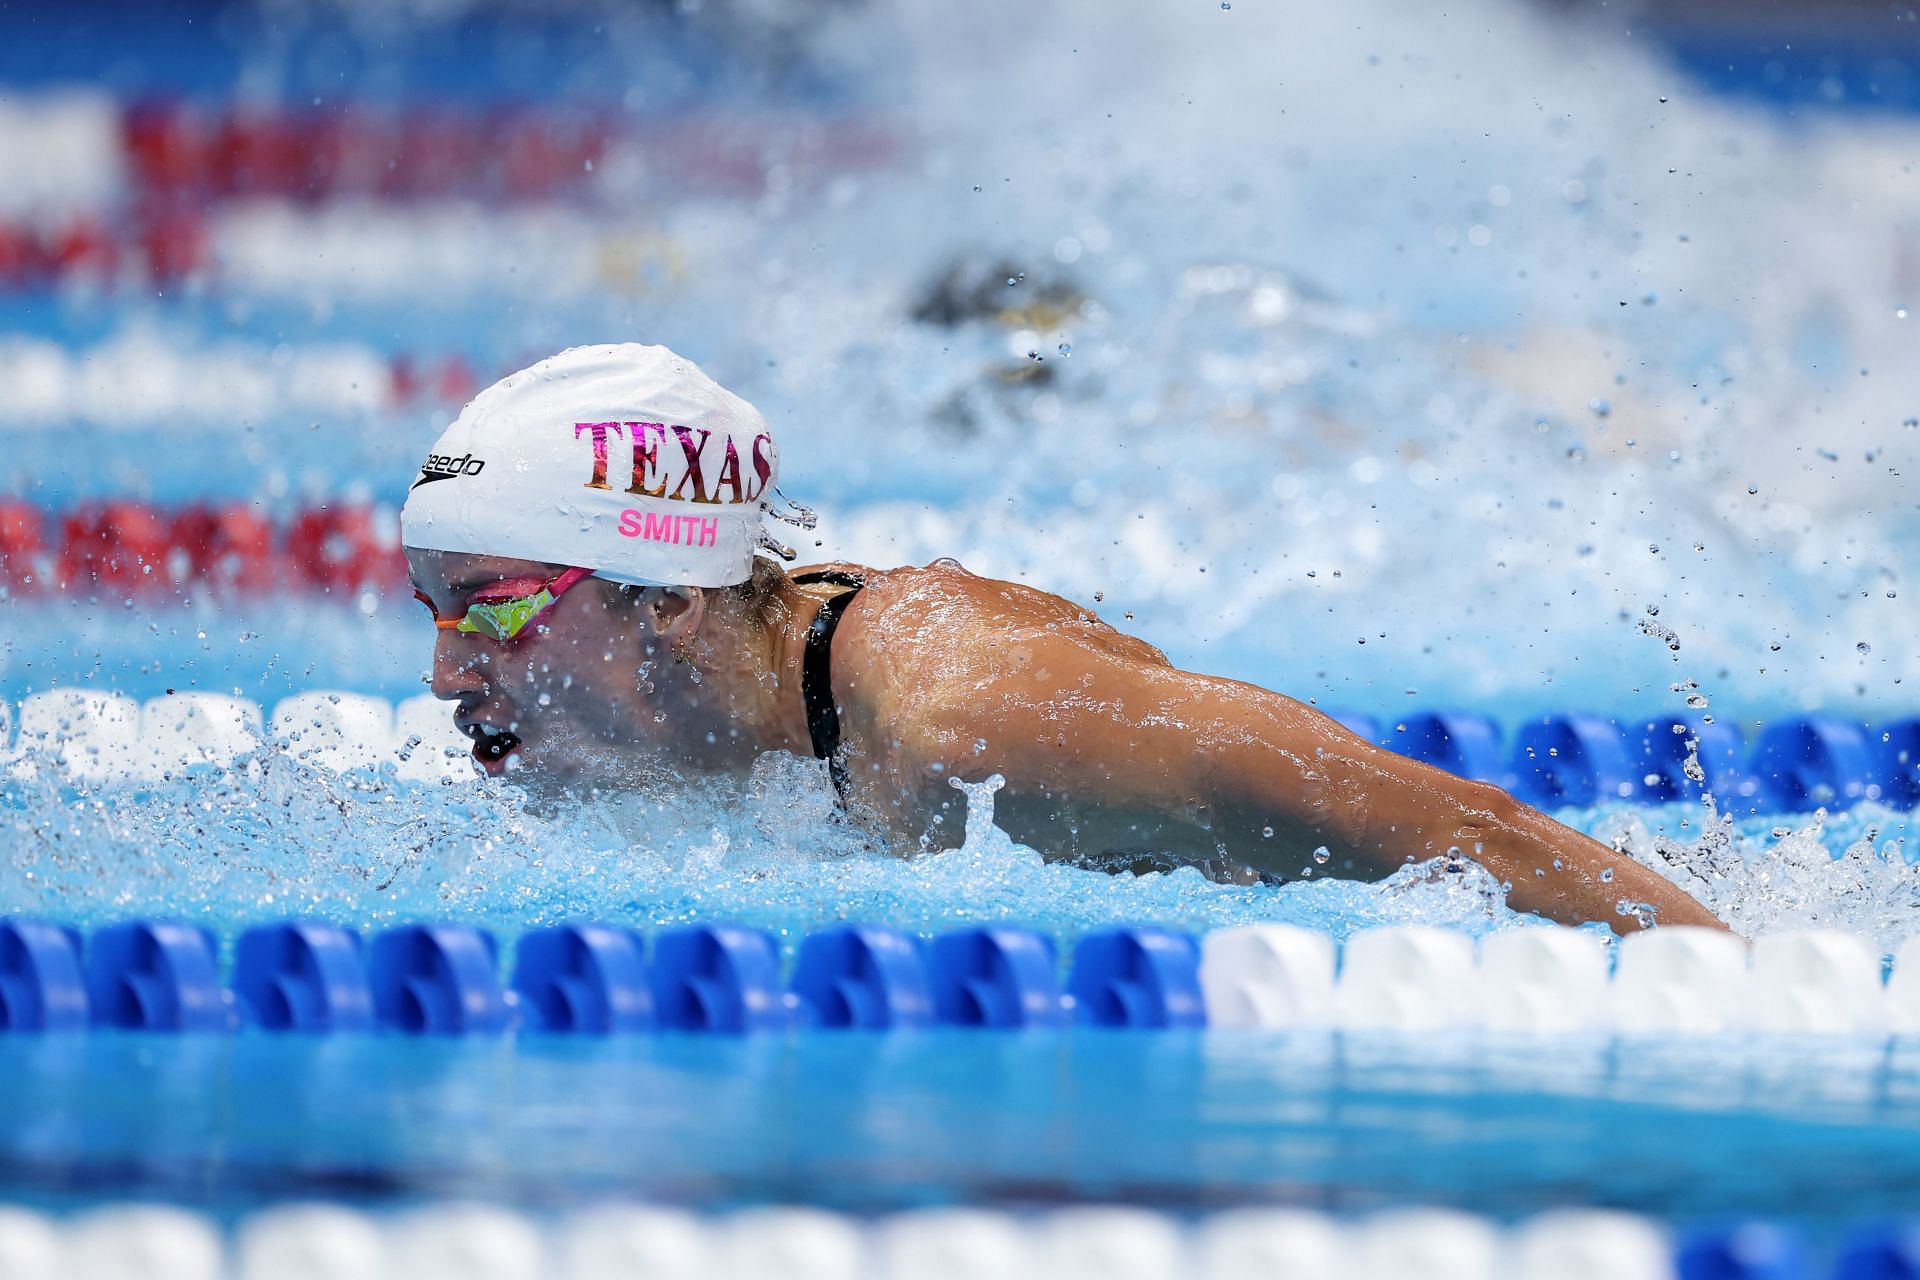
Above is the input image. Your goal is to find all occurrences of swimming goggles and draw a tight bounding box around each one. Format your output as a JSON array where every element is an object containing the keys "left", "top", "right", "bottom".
[{"left": 414, "top": 566, "right": 597, "bottom": 642}]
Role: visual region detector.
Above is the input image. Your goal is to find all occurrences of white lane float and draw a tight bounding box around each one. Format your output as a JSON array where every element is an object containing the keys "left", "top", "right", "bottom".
[
  {"left": 1194, "top": 1207, "right": 1348, "bottom": 1280},
  {"left": 870, "top": 1207, "right": 1036, "bottom": 1280},
  {"left": 1479, "top": 925, "right": 1612, "bottom": 1034},
  {"left": 1748, "top": 929, "right": 1887, "bottom": 1035},
  {"left": 384, "top": 1203, "right": 544, "bottom": 1280},
  {"left": 1336, "top": 925, "right": 1479, "bottom": 1032},
  {"left": 1610, "top": 926, "right": 1753, "bottom": 1035},
  {"left": 270, "top": 691, "right": 397, "bottom": 772},
  {"left": 138, "top": 692, "right": 264, "bottom": 779},
  {"left": 1352, "top": 1208, "right": 1501, "bottom": 1280},
  {"left": 0, "top": 1206, "right": 61, "bottom": 1280},
  {"left": 559, "top": 1205, "right": 712, "bottom": 1280},
  {"left": 235, "top": 1203, "right": 387, "bottom": 1280},
  {"left": 61, "top": 1205, "right": 225, "bottom": 1280},
  {"left": 1508, "top": 1209, "right": 1677, "bottom": 1280},
  {"left": 713, "top": 1208, "right": 866, "bottom": 1280},
  {"left": 1200, "top": 924, "right": 1337, "bottom": 1029},
  {"left": 14, "top": 689, "right": 143, "bottom": 782},
  {"left": 1030, "top": 1206, "right": 1187, "bottom": 1280}
]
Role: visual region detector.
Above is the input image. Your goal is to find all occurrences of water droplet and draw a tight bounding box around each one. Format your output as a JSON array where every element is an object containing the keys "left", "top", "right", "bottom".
[
  {"left": 1565, "top": 446, "right": 1587, "bottom": 463},
  {"left": 1601, "top": 867, "right": 1615, "bottom": 882},
  {"left": 1858, "top": 641, "right": 1872, "bottom": 654},
  {"left": 1312, "top": 845, "right": 1331, "bottom": 864},
  {"left": 1057, "top": 342, "right": 1073, "bottom": 357},
  {"left": 1747, "top": 484, "right": 1759, "bottom": 494},
  {"left": 1685, "top": 692, "right": 1708, "bottom": 708},
  {"left": 1262, "top": 826, "right": 1275, "bottom": 838},
  {"left": 1588, "top": 398, "right": 1611, "bottom": 417},
  {"left": 973, "top": 738, "right": 987, "bottom": 754}
]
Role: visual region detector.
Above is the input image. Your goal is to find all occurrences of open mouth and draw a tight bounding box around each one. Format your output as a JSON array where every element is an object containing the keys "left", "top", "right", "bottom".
[{"left": 460, "top": 720, "right": 523, "bottom": 775}]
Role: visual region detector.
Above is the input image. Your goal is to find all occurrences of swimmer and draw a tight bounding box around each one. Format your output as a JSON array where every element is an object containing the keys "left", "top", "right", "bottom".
[{"left": 404, "top": 344, "right": 1724, "bottom": 935}]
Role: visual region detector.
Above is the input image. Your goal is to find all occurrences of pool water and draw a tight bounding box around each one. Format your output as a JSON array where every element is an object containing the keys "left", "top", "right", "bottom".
[
  {"left": 6, "top": 1022, "right": 1920, "bottom": 1232},
  {"left": 3, "top": 745, "right": 1919, "bottom": 1234},
  {"left": 5, "top": 0, "right": 1920, "bottom": 1244}
]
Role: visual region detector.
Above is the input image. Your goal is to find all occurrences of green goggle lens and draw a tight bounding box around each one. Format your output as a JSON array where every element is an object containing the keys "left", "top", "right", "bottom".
[{"left": 455, "top": 588, "right": 556, "bottom": 641}]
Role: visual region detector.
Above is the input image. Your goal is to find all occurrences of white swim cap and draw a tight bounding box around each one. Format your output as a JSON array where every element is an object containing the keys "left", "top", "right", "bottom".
[{"left": 400, "top": 343, "right": 778, "bottom": 587}]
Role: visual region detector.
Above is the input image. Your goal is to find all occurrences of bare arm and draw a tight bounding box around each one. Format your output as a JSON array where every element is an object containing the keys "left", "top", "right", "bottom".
[
  {"left": 918, "top": 630, "right": 1724, "bottom": 935},
  {"left": 1190, "top": 689, "right": 1726, "bottom": 934}
]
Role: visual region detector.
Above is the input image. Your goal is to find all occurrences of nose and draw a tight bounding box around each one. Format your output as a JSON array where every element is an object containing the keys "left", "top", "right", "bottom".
[{"left": 429, "top": 629, "right": 491, "bottom": 701}]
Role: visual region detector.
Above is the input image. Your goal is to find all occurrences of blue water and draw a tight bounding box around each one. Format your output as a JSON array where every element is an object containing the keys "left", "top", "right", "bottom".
[
  {"left": 6, "top": 0, "right": 1920, "bottom": 1234},
  {"left": 5, "top": 1028, "right": 1919, "bottom": 1230}
]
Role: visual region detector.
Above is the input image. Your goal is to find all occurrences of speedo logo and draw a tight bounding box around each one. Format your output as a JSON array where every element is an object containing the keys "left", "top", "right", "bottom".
[{"left": 411, "top": 453, "right": 487, "bottom": 489}]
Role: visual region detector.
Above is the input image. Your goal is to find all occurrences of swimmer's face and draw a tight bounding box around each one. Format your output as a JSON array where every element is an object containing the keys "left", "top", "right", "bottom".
[{"left": 406, "top": 548, "right": 693, "bottom": 787}]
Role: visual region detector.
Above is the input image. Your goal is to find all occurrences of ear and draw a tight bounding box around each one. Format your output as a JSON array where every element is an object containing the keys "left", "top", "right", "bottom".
[{"left": 641, "top": 586, "right": 707, "bottom": 646}]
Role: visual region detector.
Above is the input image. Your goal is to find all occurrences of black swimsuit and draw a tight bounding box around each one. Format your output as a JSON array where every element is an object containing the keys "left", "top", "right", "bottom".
[{"left": 793, "top": 569, "right": 866, "bottom": 799}]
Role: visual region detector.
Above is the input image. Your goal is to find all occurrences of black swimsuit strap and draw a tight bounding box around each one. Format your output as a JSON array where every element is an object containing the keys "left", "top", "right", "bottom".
[
  {"left": 797, "top": 572, "right": 866, "bottom": 797},
  {"left": 791, "top": 570, "right": 868, "bottom": 589}
]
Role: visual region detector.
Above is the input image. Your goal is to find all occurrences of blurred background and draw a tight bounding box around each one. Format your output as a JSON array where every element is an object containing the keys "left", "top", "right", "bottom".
[{"left": 1, "top": 0, "right": 1916, "bottom": 725}]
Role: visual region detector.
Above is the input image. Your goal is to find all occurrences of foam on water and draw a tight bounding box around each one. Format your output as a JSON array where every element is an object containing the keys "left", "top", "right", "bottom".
[
  {"left": 2, "top": 739, "right": 1913, "bottom": 951},
  {"left": 0, "top": 748, "right": 1513, "bottom": 946}
]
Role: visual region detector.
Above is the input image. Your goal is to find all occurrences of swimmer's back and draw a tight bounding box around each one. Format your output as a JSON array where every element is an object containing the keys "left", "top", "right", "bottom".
[
  {"left": 788, "top": 557, "right": 1179, "bottom": 831},
  {"left": 790, "top": 556, "right": 1171, "bottom": 677}
]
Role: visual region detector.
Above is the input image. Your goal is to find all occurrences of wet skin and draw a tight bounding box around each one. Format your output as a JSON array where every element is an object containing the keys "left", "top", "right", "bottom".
[{"left": 410, "top": 549, "right": 1725, "bottom": 935}]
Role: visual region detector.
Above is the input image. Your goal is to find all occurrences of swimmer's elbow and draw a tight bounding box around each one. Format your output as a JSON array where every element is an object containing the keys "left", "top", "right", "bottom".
[{"left": 1458, "top": 777, "right": 1522, "bottom": 824}]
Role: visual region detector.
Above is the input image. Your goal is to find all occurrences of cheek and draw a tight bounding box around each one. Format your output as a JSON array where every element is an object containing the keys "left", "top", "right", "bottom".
[{"left": 518, "top": 636, "right": 641, "bottom": 723}]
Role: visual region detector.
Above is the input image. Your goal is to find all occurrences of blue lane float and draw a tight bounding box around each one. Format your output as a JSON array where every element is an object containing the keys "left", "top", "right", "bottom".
[
  {"left": 0, "top": 918, "right": 88, "bottom": 1032},
  {"left": 1392, "top": 711, "right": 1506, "bottom": 783},
  {"left": 84, "top": 920, "right": 227, "bottom": 1032},
  {"left": 9, "top": 916, "right": 1234, "bottom": 1037},
  {"left": 233, "top": 921, "right": 373, "bottom": 1033},
  {"left": 367, "top": 924, "right": 508, "bottom": 1035},
  {"left": 512, "top": 924, "right": 652, "bottom": 1034},
  {"left": 790, "top": 924, "right": 933, "bottom": 1030},
  {"left": 1754, "top": 718, "right": 1876, "bottom": 813},
  {"left": 1837, "top": 1224, "right": 1920, "bottom": 1280},
  {"left": 1067, "top": 926, "right": 1205, "bottom": 1028},
  {"left": 1510, "top": 713, "right": 1638, "bottom": 808},
  {"left": 650, "top": 923, "right": 792, "bottom": 1034},
  {"left": 1873, "top": 718, "right": 1920, "bottom": 811},
  {"left": 1635, "top": 715, "right": 1750, "bottom": 805},
  {"left": 1678, "top": 1223, "right": 1812, "bottom": 1280},
  {"left": 928, "top": 927, "right": 1068, "bottom": 1029}
]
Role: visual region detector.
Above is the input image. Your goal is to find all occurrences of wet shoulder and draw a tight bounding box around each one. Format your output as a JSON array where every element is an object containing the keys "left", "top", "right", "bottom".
[{"left": 828, "top": 558, "right": 1171, "bottom": 668}]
